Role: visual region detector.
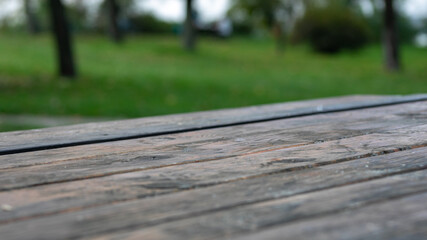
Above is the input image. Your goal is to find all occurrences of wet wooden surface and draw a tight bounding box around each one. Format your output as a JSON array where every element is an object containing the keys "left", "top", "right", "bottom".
[{"left": 0, "top": 95, "right": 426, "bottom": 240}]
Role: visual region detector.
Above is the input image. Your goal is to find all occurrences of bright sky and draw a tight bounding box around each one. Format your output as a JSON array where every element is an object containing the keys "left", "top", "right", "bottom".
[
  {"left": 404, "top": 0, "right": 427, "bottom": 19},
  {"left": 140, "top": 0, "right": 427, "bottom": 22},
  {"left": 0, "top": 0, "right": 426, "bottom": 23},
  {"left": 135, "top": 0, "right": 230, "bottom": 22}
]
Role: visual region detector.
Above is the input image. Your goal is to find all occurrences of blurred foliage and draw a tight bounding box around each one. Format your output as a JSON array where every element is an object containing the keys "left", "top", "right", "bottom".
[
  {"left": 227, "top": 0, "right": 420, "bottom": 45},
  {"left": 128, "top": 14, "right": 175, "bottom": 34},
  {"left": 228, "top": 0, "right": 299, "bottom": 32},
  {"left": 292, "top": 5, "right": 371, "bottom": 53},
  {"left": 0, "top": 34, "right": 426, "bottom": 121},
  {"left": 229, "top": 0, "right": 282, "bottom": 28},
  {"left": 231, "top": 21, "right": 252, "bottom": 36},
  {"left": 66, "top": 1, "right": 90, "bottom": 32},
  {"left": 3, "top": 0, "right": 94, "bottom": 33},
  {"left": 91, "top": 0, "right": 176, "bottom": 34},
  {"left": 32, "top": 0, "right": 51, "bottom": 32},
  {"left": 364, "top": 11, "right": 418, "bottom": 44},
  {"left": 95, "top": 0, "right": 135, "bottom": 32},
  {"left": 0, "top": 0, "right": 422, "bottom": 43},
  {"left": 421, "top": 18, "right": 427, "bottom": 33}
]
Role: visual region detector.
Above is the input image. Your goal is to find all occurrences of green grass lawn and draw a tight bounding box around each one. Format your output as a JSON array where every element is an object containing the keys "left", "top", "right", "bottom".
[{"left": 0, "top": 33, "right": 426, "bottom": 131}]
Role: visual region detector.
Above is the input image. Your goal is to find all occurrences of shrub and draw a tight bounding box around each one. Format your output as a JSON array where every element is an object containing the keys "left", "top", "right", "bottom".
[
  {"left": 232, "top": 21, "right": 252, "bottom": 36},
  {"left": 128, "top": 14, "right": 174, "bottom": 34},
  {"left": 292, "top": 6, "right": 371, "bottom": 53}
]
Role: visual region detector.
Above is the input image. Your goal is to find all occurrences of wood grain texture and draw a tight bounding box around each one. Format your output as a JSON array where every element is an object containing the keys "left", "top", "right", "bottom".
[
  {"left": 0, "top": 103, "right": 425, "bottom": 226},
  {"left": 228, "top": 192, "right": 427, "bottom": 240},
  {"left": 1, "top": 102, "right": 426, "bottom": 190},
  {"left": 1, "top": 96, "right": 426, "bottom": 240},
  {"left": 0, "top": 94, "right": 425, "bottom": 154},
  {"left": 90, "top": 171, "right": 427, "bottom": 240},
  {"left": 1, "top": 122, "right": 426, "bottom": 190},
  {"left": 0, "top": 147, "right": 426, "bottom": 239},
  {"left": 2, "top": 100, "right": 426, "bottom": 171}
]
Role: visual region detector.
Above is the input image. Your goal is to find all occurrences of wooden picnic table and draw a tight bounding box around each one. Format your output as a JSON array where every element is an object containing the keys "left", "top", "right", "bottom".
[{"left": 0, "top": 94, "right": 427, "bottom": 240}]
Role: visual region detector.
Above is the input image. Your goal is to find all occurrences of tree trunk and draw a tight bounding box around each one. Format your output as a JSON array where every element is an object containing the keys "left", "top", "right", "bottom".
[
  {"left": 49, "top": 0, "right": 77, "bottom": 78},
  {"left": 183, "top": 0, "right": 196, "bottom": 51},
  {"left": 383, "top": 0, "right": 400, "bottom": 71},
  {"left": 24, "top": 0, "right": 40, "bottom": 35},
  {"left": 107, "top": 0, "right": 123, "bottom": 43}
]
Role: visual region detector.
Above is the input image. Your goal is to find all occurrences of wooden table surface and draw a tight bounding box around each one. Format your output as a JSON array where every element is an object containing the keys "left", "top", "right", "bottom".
[{"left": 1, "top": 94, "right": 427, "bottom": 240}]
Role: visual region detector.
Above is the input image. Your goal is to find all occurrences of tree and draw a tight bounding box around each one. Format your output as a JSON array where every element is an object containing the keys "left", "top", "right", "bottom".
[
  {"left": 107, "top": 0, "right": 123, "bottom": 43},
  {"left": 98, "top": 0, "right": 134, "bottom": 42},
  {"left": 49, "top": 0, "right": 77, "bottom": 78},
  {"left": 23, "top": 0, "right": 40, "bottom": 34},
  {"left": 183, "top": 0, "right": 196, "bottom": 51},
  {"left": 383, "top": 0, "right": 400, "bottom": 71}
]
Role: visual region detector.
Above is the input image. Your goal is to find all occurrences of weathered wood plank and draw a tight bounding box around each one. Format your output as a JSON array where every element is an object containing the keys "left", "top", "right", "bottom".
[
  {"left": 1, "top": 148, "right": 426, "bottom": 239},
  {"left": 1, "top": 96, "right": 426, "bottom": 240},
  {"left": 1, "top": 123, "right": 426, "bottom": 190},
  {"left": 0, "top": 94, "right": 425, "bottom": 154},
  {"left": 0, "top": 101, "right": 427, "bottom": 169},
  {"left": 90, "top": 172, "right": 427, "bottom": 240},
  {"left": 2, "top": 100, "right": 426, "bottom": 171},
  {"left": 228, "top": 193, "right": 427, "bottom": 240},
  {"left": 1, "top": 103, "right": 426, "bottom": 190},
  {"left": 0, "top": 147, "right": 426, "bottom": 239}
]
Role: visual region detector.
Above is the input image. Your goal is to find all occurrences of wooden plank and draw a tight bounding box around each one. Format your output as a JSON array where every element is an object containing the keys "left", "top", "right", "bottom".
[
  {"left": 0, "top": 94, "right": 425, "bottom": 155},
  {"left": 228, "top": 194, "right": 427, "bottom": 240},
  {"left": 0, "top": 147, "right": 426, "bottom": 239},
  {"left": 0, "top": 148, "right": 426, "bottom": 239},
  {"left": 3, "top": 100, "right": 426, "bottom": 171},
  {"left": 1, "top": 121, "right": 426, "bottom": 190},
  {"left": 1, "top": 102, "right": 426, "bottom": 190},
  {"left": 90, "top": 172, "right": 427, "bottom": 240}
]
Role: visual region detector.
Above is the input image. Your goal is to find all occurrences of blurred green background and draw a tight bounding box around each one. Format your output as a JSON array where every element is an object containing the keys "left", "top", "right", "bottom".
[{"left": 0, "top": 0, "right": 426, "bottom": 132}]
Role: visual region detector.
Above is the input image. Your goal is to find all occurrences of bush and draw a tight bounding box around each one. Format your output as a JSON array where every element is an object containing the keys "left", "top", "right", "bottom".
[
  {"left": 128, "top": 14, "right": 174, "bottom": 34},
  {"left": 292, "top": 6, "right": 371, "bottom": 53},
  {"left": 232, "top": 21, "right": 252, "bottom": 36}
]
